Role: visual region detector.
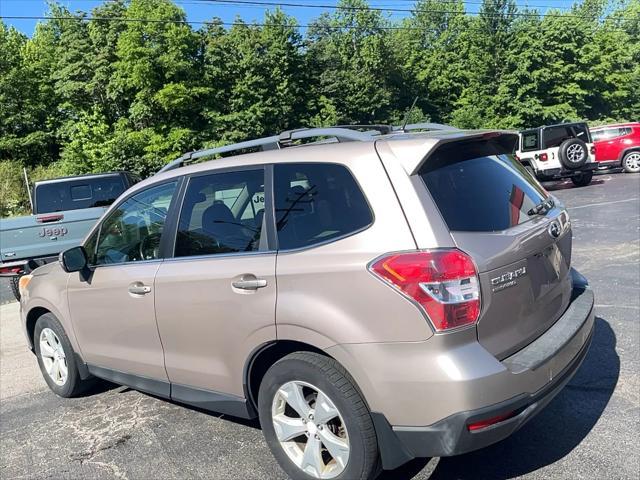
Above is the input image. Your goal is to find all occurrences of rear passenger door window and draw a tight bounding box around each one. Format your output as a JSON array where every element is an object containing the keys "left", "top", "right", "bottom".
[
  {"left": 273, "top": 163, "right": 372, "bottom": 250},
  {"left": 175, "top": 169, "right": 266, "bottom": 257}
]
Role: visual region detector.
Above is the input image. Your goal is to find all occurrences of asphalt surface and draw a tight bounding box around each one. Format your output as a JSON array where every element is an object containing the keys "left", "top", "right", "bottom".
[
  {"left": 0, "top": 276, "right": 15, "bottom": 305},
  {"left": 1, "top": 172, "right": 639, "bottom": 480}
]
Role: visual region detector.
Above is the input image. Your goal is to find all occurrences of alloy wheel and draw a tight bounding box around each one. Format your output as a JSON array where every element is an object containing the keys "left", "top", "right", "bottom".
[
  {"left": 567, "top": 144, "right": 585, "bottom": 163},
  {"left": 39, "top": 328, "right": 68, "bottom": 386},
  {"left": 271, "top": 381, "right": 350, "bottom": 479},
  {"left": 625, "top": 152, "right": 640, "bottom": 172}
]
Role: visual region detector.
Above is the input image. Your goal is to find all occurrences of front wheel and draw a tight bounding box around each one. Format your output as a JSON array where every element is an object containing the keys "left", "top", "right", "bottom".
[
  {"left": 34, "top": 313, "right": 92, "bottom": 397},
  {"left": 571, "top": 171, "right": 593, "bottom": 187},
  {"left": 622, "top": 151, "right": 640, "bottom": 173},
  {"left": 258, "top": 352, "right": 379, "bottom": 480}
]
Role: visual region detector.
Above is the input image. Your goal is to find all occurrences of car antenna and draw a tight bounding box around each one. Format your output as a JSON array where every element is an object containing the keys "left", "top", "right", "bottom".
[{"left": 401, "top": 97, "right": 419, "bottom": 132}]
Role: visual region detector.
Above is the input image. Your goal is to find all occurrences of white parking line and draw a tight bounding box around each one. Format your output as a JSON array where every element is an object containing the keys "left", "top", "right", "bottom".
[{"left": 571, "top": 198, "right": 639, "bottom": 210}]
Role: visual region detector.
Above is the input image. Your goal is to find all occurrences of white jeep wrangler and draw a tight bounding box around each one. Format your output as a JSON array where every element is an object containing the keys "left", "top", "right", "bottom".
[{"left": 515, "top": 122, "right": 598, "bottom": 187}]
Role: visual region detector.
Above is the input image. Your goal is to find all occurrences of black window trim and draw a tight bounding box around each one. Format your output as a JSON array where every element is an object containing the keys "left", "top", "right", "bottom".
[
  {"left": 520, "top": 129, "right": 541, "bottom": 152},
  {"left": 271, "top": 161, "right": 375, "bottom": 253},
  {"left": 164, "top": 164, "right": 277, "bottom": 261},
  {"left": 82, "top": 177, "right": 184, "bottom": 270},
  {"left": 162, "top": 161, "right": 375, "bottom": 260}
]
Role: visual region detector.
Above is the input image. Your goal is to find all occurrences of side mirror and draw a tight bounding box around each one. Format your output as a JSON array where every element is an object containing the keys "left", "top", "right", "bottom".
[{"left": 59, "top": 246, "right": 88, "bottom": 273}]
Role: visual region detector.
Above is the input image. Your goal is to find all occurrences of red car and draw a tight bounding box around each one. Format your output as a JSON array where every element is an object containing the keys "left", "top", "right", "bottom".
[{"left": 591, "top": 122, "right": 640, "bottom": 173}]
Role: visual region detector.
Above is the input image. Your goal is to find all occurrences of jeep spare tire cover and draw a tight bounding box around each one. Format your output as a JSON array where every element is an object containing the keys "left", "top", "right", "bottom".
[{"left": 558, "top": 138, "right": 588, "bottom": 170}]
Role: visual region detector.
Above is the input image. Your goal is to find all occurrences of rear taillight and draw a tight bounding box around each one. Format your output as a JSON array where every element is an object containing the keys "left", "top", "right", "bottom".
[
  {"left": 0, "top": 266, "right": 23, "bottom": 275},
  {"left": 539, "top": 153, "right": 548, "bottom": 161},
  {"left": 467, "top": 410, "right": 517, "bottom": 431},
  {"left": 369, "top": 249, "right": 480, "bottom": 332}
]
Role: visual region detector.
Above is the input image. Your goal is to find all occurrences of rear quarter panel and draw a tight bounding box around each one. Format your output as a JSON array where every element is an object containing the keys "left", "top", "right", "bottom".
[{"left": 275, "top": 143, "right": 433, "bottom": 346}]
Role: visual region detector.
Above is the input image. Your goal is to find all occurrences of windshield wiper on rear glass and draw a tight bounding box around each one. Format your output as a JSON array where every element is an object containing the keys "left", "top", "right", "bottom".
[{"left": 527, "top": 197, "right": 555, "bottom": 216}]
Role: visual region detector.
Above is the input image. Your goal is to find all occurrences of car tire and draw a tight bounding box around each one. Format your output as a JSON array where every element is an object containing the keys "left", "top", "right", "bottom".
[
  {"left": 559, "top": 138, "right": 588, "bottom": 170},
  {"left": 34, "top": 313, "right": 92, "bottom": 397},
  {"left": 258, "top": 352, "right": 379, "bottom": 480},
  {"left": 9, "top": 276, "right": 20, "bottom": 302},
  {"left": 622, "top": 151, "right": 640, "bottom": 173},
  {"left": 571, "top": 171, "right": 593, "bottom": 187}
]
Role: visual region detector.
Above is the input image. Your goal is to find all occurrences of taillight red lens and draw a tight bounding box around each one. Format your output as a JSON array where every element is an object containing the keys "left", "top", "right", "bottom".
[
  {"left": 369, "top": 250, "right": 480, "bottom": 332},
  {"left": 539, "top": 153, "right": 548, "bottom": 161},
  {"left": 467, "top": 410, "right": 517, "bottom": 431}
]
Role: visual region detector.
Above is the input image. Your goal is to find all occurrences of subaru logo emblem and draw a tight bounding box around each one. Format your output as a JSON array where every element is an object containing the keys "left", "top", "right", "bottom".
[{"left": 548, "top": 221, "right": 561, "bottom": 239}]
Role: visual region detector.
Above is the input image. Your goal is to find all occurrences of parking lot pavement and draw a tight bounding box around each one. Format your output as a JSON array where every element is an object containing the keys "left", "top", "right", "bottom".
[
  {"left": 0, "top": 278, "right": 14, "bottom": 305},
  {"left": 1, "top": 173, "right": 638, "bottom": 480}
]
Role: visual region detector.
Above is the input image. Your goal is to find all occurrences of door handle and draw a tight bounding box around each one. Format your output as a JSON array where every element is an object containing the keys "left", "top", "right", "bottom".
[
  {"left": 232, "top": 278, "right": 267, "bottom": 290},
  {"left": 128, "top": 282, "right": 152, "bottom": 295}
]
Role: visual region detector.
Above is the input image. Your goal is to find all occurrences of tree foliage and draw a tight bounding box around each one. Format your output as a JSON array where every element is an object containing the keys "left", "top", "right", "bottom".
[{"left": 1, "top": 0, "right": 638, "bottom": 214}]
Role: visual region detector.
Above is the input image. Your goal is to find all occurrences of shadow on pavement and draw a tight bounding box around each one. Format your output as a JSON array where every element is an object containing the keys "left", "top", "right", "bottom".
[{"left": 544, "top": 178, "right": 606, "bottom": 191}]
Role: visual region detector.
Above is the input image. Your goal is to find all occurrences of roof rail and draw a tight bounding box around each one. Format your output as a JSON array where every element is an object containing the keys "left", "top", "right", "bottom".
[
  {"left": 158, "top": 127, "right": 377, "bottom": 174},
  {"left": 332, "top": 124, "right": 394, "bottom": 135},
  {"left": 394, "top": 123, "right": 459, "bottom": 132}
]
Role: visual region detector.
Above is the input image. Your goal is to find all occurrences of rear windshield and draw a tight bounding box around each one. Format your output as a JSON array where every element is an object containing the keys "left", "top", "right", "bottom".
[
  {"left": 420, "top": 140, "right": 548, "bottom": 232},
  {"left": 35, "top": 176, "right": 126, "bottom": 214},
  {"left": 543, "top": 124, "right": 590, "bottom": 148}
]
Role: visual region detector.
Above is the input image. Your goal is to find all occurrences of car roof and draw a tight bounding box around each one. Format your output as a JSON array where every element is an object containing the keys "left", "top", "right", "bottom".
[
  {"left": 34, "top": 171, "right": 128, "bottom": 186},
  {"left": 591, "top": 122, "right": 639, "bottom": 130},
  {"left": 137, "top": 128, "right": 517, "bottom": 193}
]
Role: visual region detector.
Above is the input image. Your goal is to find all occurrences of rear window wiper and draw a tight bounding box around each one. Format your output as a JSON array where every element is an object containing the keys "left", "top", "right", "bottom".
[{"left": 527, "top": 198, "right": 555, "bottom": 216}]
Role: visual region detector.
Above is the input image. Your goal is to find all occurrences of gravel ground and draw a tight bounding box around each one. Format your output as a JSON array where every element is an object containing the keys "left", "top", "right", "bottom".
[{"left": 1, "top": 172, "right": 638, "bottom": 480}]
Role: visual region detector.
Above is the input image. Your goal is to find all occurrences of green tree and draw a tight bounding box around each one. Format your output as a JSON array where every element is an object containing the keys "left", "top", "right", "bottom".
[{"left": 306, "top": 0, "right": 398, "bottom": 124}]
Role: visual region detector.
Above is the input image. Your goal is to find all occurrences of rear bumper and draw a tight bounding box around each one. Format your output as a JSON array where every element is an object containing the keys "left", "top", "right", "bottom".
[
  {"left": 331, "top": 269, "right": 595, "bottom": 470},
  {"left": 388, "top": 297, "right": 593, "bottom": 460},
  {"left": 539, "top": 163, "right": 598, "bottom": 178}
]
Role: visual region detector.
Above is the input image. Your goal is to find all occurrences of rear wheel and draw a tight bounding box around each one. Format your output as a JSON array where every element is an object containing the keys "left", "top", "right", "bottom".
[
  {"left": 258, "top": 352, "right": 379, "bottom": 480},
  {"left": 571, "top": 171, "right": 593, "bottom": 187},
  {"left": 34, "top": 313, "right": 92, "bottom": 397},
  {"left": 9, "top": 276, "right": 20, "bottom": 302},
  {"left": 622, "top": 151, "right": 640, "bottom": 173}
]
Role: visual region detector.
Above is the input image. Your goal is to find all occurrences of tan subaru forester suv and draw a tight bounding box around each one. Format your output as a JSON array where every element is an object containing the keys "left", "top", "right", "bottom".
[{"left": 20, "top": 125, "right": 594, "bottom": 480}]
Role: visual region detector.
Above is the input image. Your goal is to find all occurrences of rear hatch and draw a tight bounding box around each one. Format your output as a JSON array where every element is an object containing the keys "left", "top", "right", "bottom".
[{"left": 418, "top": 137, "right": 573, "bottom": 359}]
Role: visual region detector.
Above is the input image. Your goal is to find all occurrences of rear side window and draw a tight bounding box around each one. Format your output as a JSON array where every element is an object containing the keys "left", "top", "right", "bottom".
[
  {"left": 175, "top": 169, "right": 265, "bottom": 257},
  {"left": 420, "top": 140, "right": 547, "bottom": 232},
  {"left": 35, "top": 176, "right": 126, "bottom": 214},
  {"left": 521, "top": 130, "right": 540, "bottom": 151},
  {"left": 274, "top": 163, "right": 372, "bottom": 250},
  {"left": 592, "top": 127, "right": 631, "bottom": 141}
]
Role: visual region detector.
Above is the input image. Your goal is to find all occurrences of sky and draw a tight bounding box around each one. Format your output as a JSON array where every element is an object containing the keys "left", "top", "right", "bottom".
[{"left": 1, "top": 0, "right": 580, "bottom": 36}]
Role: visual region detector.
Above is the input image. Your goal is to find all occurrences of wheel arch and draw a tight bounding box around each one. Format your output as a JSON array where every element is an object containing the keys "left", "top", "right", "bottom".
[
  {"left": 25, "top": 306, "right": 51, "bottom": 351},
  {"left": 619, "top": 146, "right": 640, "bottom": 162},
  {"left": 244, "top": 340, "right": 327, "bottom": 417}
]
